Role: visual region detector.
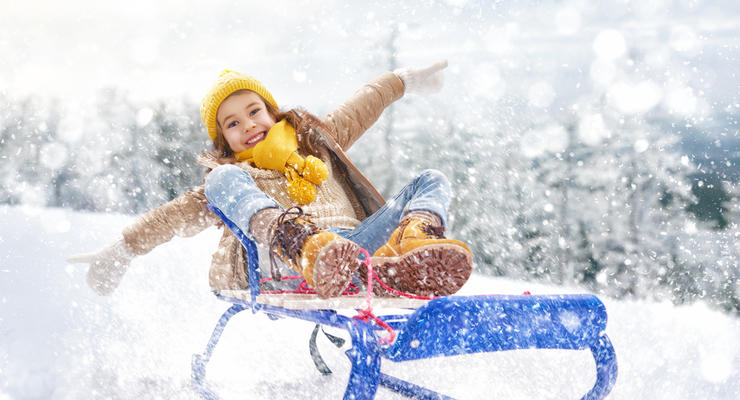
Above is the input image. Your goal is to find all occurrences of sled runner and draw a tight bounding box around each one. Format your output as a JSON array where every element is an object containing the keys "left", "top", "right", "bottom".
[{"left": 191, "top": 205, "right": 618, "bottom": 399}]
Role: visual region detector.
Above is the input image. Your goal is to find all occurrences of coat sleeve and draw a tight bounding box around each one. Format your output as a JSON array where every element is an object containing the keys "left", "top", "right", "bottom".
[
  {"left": 121, "top": 185, "right": 220, "bottom": 255},
  {"left": 322, "top": 71, "right": 405, "bottom": 150}
]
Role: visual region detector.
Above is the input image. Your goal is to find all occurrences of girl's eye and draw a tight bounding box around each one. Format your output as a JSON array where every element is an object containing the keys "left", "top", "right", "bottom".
[
  {"left": 228, "top": 120, "right": 239, "bottom": 128},
  {"left": 250, "top": 108, "right": 260, "bottom": 116}
]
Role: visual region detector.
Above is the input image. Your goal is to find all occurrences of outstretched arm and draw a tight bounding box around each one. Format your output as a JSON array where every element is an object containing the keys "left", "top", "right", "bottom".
[
  {"left": 322, "top": 60, "right": 448, "bottom": 150},
  {"left": 121, "top": 186, "right": 218, "bottom": 255},
  {"left": 67, "top": 186, "right": 219, "bottom": 295},
  {"left": 394, "top": 60, "right": 448, "bottom": 95}
]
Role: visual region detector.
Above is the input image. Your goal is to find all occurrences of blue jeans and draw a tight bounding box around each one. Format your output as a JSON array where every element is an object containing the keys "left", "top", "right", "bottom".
[{"left": 204, "top": 165, "right": 452, "bottom": 254}]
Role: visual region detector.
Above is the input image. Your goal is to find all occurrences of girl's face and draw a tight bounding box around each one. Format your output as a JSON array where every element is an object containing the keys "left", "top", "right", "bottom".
[{"left": 217, "top": 91, "right": 277, "bottom": 153}]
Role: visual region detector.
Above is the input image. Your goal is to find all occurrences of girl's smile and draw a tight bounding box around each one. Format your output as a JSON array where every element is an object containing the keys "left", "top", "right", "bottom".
[
  {"left": 217, "top": 91, "right": 277, "bottom": 153},
  {"left": 245, "top": 131, "right": 267, "bottom": 146}
]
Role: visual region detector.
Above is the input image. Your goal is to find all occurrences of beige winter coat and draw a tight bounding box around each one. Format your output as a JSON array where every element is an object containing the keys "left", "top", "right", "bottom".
[{"left": 121, "top": 72, "right": 405, "bottom": 290}]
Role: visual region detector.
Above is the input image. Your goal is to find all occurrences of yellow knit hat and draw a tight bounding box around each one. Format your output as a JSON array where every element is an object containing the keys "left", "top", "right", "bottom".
[{"left": 200, "top": 70, "right": 278, "bottom": 141}]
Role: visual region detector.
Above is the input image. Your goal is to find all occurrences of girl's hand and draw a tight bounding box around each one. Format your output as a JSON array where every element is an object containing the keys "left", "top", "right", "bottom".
[
  {"left": 394, "top": 60, "right": 448, "bottom": 95},
  {"left": 67, "top": 237, "right": 136, "bottom": 295}
]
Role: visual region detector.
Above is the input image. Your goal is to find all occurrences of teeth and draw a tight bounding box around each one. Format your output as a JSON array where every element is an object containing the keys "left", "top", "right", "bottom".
[{"left": 247, "top": 132, "right": 265, "bottom": 145}]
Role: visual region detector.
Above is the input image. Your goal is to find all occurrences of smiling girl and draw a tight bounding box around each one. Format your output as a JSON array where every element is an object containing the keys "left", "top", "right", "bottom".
[
  {"left": 219, "top": 91, "right": 276, "bottom": 153},
  {"left": 69, "top": 62, "right": 473, "bottom": 299}
]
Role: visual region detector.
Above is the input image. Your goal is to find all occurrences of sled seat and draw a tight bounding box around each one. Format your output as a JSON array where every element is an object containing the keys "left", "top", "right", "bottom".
[
  {"left": 191, "top": 205, "right": 618, "bottom": 400},
  {"left": 219, "top": 289, "right": 430, "bottom": 310}
]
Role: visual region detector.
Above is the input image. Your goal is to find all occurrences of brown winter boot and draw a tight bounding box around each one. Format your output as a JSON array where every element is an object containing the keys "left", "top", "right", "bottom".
[
  {"left": 366, "top": 211, "right": 473, "bottom": 297},
  {"left": 269, "top": 207, "right": 361, "bottom": 298}
]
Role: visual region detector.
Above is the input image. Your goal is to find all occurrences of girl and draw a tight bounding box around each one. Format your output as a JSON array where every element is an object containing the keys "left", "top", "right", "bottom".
[{"left": 68, "top": 61, "right": 473, "bottom": 299}]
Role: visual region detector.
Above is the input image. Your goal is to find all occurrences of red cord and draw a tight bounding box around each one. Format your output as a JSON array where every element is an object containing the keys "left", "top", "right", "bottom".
[
  {"left": 352, "top": 248, "right": 397, "bottom": 344},
  {"left": 257, "top": 247, "right": 439, "bottom": 345},
  {"left": 367, "top": 268, "right": 436, "bottom": 300},
  {"left": 353, "top": 308, "right": 397, "bottom": 344},
  {"left": 259, "top": 275, "right": 359, "bottom": 296}
]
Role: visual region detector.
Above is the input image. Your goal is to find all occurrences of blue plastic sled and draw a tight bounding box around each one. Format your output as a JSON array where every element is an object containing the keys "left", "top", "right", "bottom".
[{"left": 191, "top": 205, "right": 618, "bottom": 399}]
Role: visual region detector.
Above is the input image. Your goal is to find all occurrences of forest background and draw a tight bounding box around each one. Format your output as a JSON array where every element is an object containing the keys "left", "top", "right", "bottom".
[{"left": 1, "top": 0, "right": 738, "bottom": 314}]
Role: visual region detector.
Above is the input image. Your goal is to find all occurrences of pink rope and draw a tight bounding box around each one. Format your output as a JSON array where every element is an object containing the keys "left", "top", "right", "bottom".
[
  {"left": 350, "top": 248, "right": 441, "bottom": 344},
  {"left": 259, "top": 275, "right": 359, "bottom": 296},
  {"left": 352, "top": 248, "right": 397, "bottom": 344},
  {"left": 257, "top": 247, "right": 441, "bottom": 345},
  {"left": 367, "top": 268, "right": 437, "bottom": 300}
]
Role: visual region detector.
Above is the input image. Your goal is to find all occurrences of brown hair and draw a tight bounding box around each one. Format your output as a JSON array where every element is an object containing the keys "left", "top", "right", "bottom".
[{"left": 205, "top": 90, "right": 326, "bottom": 165}]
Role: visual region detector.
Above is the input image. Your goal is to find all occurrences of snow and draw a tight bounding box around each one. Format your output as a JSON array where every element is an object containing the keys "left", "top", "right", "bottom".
[
  {"left": 1, "top": 204, "right": 739, "bottom": 399},
  {"left": 520, "top": 125, "right": 568, "bottom": 159},
  {"left": 135, "top": 108, "right": 154, "bottom": 128},
  {"left": 589, "top": 59, "right": 618, "bottom": 87},
  {"left": 669, "top": 26, "right": 702, "bottom": 55},
  {"left": 527, "top": 81, "right": 556, "bottom": 109},
  {"left": 593, "top": 30, "right": 627, "bottom": 61},
  {"left": 553, "top": 7, "right": 582, "bottom": 36},
  {"left": 577, "top": 113, "right": 611, "bottom": 146},
  {"left": 633, "top": 139, "right": 650, "bottom": 153},
  {"left": 0, "top": 2, "right": 738, "bottom": 397},
  {"left": 663, "top": 86, "right": 700, "bottom": 116},
  {"left": 606, "top": 81, "right": 663, "bottom": 115},
  {"left": 38, "top": 143, "right": 68, "bottom": 171}
]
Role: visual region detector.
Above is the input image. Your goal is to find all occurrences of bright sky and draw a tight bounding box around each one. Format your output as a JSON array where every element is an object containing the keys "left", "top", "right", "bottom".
[{"left": 1, "top": 0, "right": 738, "bottom": 115}]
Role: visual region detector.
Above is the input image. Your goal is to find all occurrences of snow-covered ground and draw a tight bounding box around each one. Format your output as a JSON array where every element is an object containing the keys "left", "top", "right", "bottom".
[{"left": 1, "top": 205, "right": 738, "bottom": 399}]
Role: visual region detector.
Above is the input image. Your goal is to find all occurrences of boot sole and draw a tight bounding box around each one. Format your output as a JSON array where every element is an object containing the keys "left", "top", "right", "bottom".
[
  {"left": 312, "top": 238, "right": 361, "bottom": 299},
  {"left": 366, "top": 244, "right": 472, "bottom": 297}
]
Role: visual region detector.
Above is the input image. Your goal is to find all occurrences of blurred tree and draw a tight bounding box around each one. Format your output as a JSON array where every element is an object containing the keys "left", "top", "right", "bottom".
[{"left": 686, "top": 171, "right": 731, "bottom": 229}]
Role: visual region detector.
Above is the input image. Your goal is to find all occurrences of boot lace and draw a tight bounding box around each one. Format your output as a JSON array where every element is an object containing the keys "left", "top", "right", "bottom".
[
  {"left": 395, "top": 217, "right": 446, "bottom": 246},
  {"left": 269, "top": 207, "right": 320, "bottom": 280},
  {"left": 422, "top": 223, "right": 446, "bottom": 238}
]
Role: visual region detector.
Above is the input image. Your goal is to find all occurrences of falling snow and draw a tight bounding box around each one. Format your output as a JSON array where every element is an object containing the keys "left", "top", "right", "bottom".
[
  {"left": 0, "top": 0, "right": 739, "bottom": 398},
  {"left": 0, "top": 205, "right": 738, "bottom": 399}
]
